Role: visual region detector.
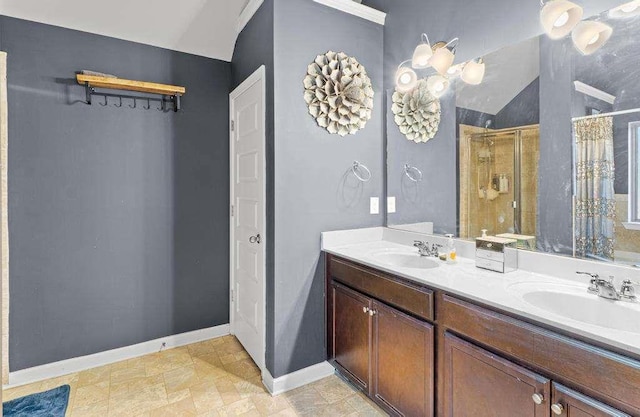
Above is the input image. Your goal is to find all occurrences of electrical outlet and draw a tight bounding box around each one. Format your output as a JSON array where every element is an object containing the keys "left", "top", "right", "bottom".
[
  {"left": 387, "top": 196, "right": 396, "bottom": 213},
  {"left": 370, "top": 197, "right": 380, "bottom": 214}
]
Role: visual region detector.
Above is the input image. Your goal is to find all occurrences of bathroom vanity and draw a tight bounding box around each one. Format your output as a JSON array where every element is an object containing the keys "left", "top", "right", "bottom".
[{"left": 323, "top": 229, "right": 640, "bottom": 417}]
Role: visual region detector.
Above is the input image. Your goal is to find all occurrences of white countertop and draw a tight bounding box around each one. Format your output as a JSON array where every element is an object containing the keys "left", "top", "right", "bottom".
[{"left": 322, "top": 228, "right": 640, "bottom": 358}]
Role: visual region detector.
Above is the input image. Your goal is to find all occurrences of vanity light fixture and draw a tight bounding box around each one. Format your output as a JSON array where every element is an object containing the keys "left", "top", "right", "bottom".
[
  {"left": 540, "top": 0, "right": 584, "bottom": 39},
  {"left": 395, "top": 63, "right": 418, "bottom": 93},
  {"left": 426, "top": 75, "right": 450, "bottom": 98},
  {"left": 460, "top": 58, "right": 486, "bottom": 85},
  {"left": 412, "top": 34, "right": 433, "bottom": 69},
  {"left": 395, "top": 35, "right": 484, "bottom": 94},
  {"left": 446, "top": 63, "right": 465, "bottom": 78},
  {"left": 609, "top": 0, "right": 640, "bottom": 18},
  {"left": 429, "top": 38, "right": 459, "bottom": 76},
  {"left": 571, "top": 21, "right": 613, "bottom": 55}
]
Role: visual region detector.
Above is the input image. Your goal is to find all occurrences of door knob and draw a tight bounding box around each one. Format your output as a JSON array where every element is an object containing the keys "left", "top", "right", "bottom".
[
  {"left": 368, "top": 309, "right": 377, "bottom": 316},
  {"left": 249, "top": 234, "right": 261, "bottom": 244},
  {"left": 551, "top": 403, "right": 564, "bottom": 415},
  {"left": 531, "top": 393, "right": 544, "bottom": 405},
  {"left": 363, "top": 307, "right": 369, "bottom": 314}
]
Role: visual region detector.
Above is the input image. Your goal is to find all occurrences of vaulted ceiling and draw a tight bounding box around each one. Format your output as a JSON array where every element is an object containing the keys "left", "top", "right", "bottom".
[
  {"left": 456, "top": 36, "right": 540, "bottom": 116},
  {"left": 0, "top": 0, "right": 251, "bottom": 61}
]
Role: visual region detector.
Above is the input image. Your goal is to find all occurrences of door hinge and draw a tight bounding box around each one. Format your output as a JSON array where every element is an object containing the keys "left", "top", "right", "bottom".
[
  {"left": 231, "top": 289, "right": 234, "bottom": 302},
  {"left": 231, "top": 120, "right": 235, "bottom": 131},
  {"left": 231, "top": 204, "right": 235, "bottom": 217},
  {"left": 512, "top": 201, "right": 517, "bottom": 209}
]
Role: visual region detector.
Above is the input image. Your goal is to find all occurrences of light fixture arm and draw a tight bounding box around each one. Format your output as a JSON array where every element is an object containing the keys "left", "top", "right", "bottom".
[
  {"left": 421, "top": 33, "right": 430, "bottom": 45},
  {"left": 444, "top": 37, "right": 459, "bottom": 52}
]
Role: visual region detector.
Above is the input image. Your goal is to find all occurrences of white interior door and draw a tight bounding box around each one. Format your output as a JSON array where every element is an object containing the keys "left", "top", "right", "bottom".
[{"left": 230, "top": 66, "right": 265, "bottom": 371}]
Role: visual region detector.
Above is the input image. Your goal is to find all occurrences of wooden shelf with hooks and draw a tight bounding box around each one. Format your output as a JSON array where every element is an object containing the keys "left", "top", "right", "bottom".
[
  {"left": 76, "top": 74, "right": 186, "bottom": 112},
  {"left": 76, "top": 74, "right": 185, "bottom": 96}
]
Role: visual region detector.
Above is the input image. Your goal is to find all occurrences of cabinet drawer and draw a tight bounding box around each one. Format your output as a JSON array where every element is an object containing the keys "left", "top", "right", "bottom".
[
  {"left": 552, "top": 383, "right": 630, "bottom": 417},
  {"left": 476, "top": 248, "right": 505, "bottom": 262},
  {"left": 440, "top": 294, "right": 640, "bottom": 414},
  {"left": 329, "top": 256, "right": 434, "bottom": 321}
]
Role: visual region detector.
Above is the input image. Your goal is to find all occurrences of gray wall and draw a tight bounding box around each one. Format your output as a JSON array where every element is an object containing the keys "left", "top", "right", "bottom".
[
  {"left": 537, "top": 36, "right": 575, "bottom": 253},
  {"left": 457, "top": 107, "right": 494, "bottom": 131},
  {"left": 231, "top": 0, "right": 277, "bottom": 375},
  {"left": 271, "top": 0, "right": 384, "bottom": 378},
  {"left": 571, "top": 15, "right": 640, "bottom": 196},
  {"left": 387, "top": 90, "right": 457, "bottom": 234},
  {"left": 366, "top": 0, "right": 619, "bottom": 252},
  {"left": 494, "top": 77, "right": 540, "bottom": 129},
  {"left": 3, "top": 16, "right": 231, "bottom": 371}
]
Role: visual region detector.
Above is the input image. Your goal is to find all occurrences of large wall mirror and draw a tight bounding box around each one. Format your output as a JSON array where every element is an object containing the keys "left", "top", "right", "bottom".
[{"left": 386, "top": 2, "right": 640, "bottom": 267}]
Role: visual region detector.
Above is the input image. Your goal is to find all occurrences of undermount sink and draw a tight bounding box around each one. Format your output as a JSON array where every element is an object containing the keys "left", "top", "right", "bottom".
[
  {"left": 508, "top": 282, "right": 640, "bottom": 333},
  {"left": 371, "top": 251, "right": 439, "bottom": 270}
]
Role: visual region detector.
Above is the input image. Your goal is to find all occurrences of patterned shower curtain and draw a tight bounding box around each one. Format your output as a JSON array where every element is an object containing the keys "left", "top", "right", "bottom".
[{"left": 574, "top": 116, "right": 616, "bottom": 261}]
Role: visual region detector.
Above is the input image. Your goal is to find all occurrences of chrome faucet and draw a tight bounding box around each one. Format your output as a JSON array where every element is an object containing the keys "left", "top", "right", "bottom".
[
  {"left": 414, "top": 241, "right": 441, "bottom": 257},
  {"left": 576, "top": 272, "right": 637, "bottom": 302}
]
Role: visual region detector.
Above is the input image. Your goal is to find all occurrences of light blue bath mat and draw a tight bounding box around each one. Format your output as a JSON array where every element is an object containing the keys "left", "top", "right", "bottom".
[{"left": 3, "top": 385, "right": 70, "bottom": 417}]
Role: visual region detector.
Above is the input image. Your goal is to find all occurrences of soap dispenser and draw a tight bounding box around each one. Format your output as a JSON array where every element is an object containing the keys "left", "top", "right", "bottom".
[{"left": 445, "top": 234, "right": 457, "bottom": 263}]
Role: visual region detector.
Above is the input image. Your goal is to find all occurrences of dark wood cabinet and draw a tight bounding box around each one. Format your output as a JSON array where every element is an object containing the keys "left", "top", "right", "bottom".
[
  {"left": 551, "top": 384, "right": 630, "bottom": 417},
  {"left": 325, "top": 255, "right": 640, "bottom": 417},
  {"left": 331, "top": 283, "right": 371, "bottom": 391},
  {"left": 328, "top": 272, "right": 434, "bottom": 416},
  {"left": 443, "top": 332, "right": 551, "bottom": 417},
  {"left": 372, "top": 300, "right": 434, "bottom": 417}
]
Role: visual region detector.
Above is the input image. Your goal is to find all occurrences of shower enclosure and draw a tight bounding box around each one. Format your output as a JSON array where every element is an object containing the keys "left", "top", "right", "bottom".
[{"left": 459, "top": 124, "right": 540, "bottom": 242}]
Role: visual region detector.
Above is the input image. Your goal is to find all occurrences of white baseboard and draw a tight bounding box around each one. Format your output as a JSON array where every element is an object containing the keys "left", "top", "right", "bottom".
[
  {"left": 262, "top": 361, "right": 335, "bottom": 396},
  {"left": 5, "top": 324, "right": 230, "bottom": 388}
]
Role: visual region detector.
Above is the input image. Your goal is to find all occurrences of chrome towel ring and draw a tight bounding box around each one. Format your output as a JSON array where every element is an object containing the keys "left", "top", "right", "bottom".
[
  {"left": 352, "top": 161, "right": 372, "bottom": 182},
  {"left": 404, "top": 164, "right": 423, "bottom": 182}
]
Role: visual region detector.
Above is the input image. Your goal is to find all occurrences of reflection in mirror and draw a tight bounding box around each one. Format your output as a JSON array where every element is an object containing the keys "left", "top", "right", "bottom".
[
  {"left": 386, "top": 2, "right": 640, "bottom": 267},
  {"left": 457, "top": 37, "right": 540, "bottom": 249},
  {"left": 571, "top": 10, "right": 640, "bottom": 266}
]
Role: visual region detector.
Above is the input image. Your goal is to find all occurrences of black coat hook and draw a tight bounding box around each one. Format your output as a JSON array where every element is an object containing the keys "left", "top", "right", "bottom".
[
  {"left": 143, "top": 99, "right": 151, "bottom": 110},
  {"left": 129, "top": 98, "right": 137, "bottom": 109},
  {"left": 99, "top": 95, "right": 108, "bottom": 106},
  {"left": 114, "top": 97, "right": 123, "bottom": 108},
  {"left": 157, "top": 99, "right": 165, "bottom": 112}
]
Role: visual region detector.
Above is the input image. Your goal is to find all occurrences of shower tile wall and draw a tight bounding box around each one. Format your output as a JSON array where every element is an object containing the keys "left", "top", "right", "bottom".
[
  {"left": 520, "top": 129, "right": 540, "bottom": 236},
  {"left": 459, "top": 124, "right": 484, "bottom": 238},
  {"left": 492, "top": 135, "right": 516, "bottom": 236},
  {"left": 459, "top": 125, "right": 539, "bottom": 239}
]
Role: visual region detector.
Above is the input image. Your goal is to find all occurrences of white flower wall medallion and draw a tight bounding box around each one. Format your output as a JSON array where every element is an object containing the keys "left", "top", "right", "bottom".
[
  {"left": 392, "top": 79, "right": 441, "bottom": 143},
  {"left": 303, "top": 51, "right": 374, "bottom": 137}
]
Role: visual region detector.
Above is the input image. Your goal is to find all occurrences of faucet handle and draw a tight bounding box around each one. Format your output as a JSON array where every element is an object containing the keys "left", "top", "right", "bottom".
[
  {"left": 577, "top": 272, "right": 600, "bottom": 293},
  {"left": 576, "top": 271, "right": 599, "bottom": 279},
  {"left": 621, "top": 280, "right": 637, "bottom": 301}
]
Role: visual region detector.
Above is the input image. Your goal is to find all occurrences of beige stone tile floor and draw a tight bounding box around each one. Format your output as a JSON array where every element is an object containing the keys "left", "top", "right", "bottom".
[{"left": 3, "top": 335, "right": 387, "bottom": 416}]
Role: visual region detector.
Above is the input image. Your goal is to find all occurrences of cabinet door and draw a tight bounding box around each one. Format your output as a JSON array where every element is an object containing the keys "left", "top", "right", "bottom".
[
  {"left": 551, "top": 384, "right": 630, "bottom": 417},
  {"left": 372, "top": 301, "right": 434, "bottom": 417},
  {"left": 331, "top": 283, "right": 371, "bottom": 391},
  {"left": 443, "top": 332, "right": 551, "bottom": 417}
]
